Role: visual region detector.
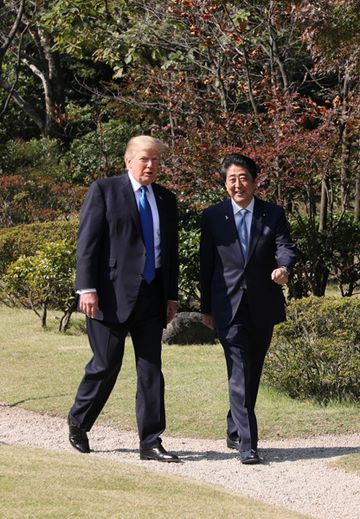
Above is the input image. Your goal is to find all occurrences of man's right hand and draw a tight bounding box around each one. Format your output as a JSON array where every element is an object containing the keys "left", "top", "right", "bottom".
[
  {"left": 202, "top": 313, "right": 214, "bottom": 330},
  {"left": 79, "top": 292, "right": 99, "bottom": 319}
]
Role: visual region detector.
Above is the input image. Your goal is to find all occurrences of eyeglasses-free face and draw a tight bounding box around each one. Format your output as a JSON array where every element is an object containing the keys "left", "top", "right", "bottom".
[{"left": 225, "top": 165, "right": 256, "bottom": 208}]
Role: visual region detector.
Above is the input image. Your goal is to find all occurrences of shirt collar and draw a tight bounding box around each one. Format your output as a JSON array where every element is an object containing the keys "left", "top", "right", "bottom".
[
  {"left": 231, "top": 197, "right": 255, "bottom": 215},
  {"left": 127, "top": 170, "right": 154, "bottom": 195}
]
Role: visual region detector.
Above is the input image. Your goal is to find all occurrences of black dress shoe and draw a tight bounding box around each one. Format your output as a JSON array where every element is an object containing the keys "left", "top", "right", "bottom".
[
  {"left": 226, "top": 437, "right": 240, "bottom": 450},
  {"left": 68, "top": 416, "right": 90, "bottom": 454},
  {"left": 240, "top": 449, "right": 260, "bottom": 464},
  {"left": 140, "top": 445, "right": 181, "bottom": 462}
]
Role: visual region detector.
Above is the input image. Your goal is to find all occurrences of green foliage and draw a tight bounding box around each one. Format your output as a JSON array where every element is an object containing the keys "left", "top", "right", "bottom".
[
  {"left": 263, "top": 297, "right": 360, "bottom": 403},
  {"left": 61, "top": 119, "right": 145, "bottom": 183},
  {"left": 331, "top": 213, "right": 360, "bottom": 296},
  {"left": 41, "top": 0, "right": 130, "bottom": 62},
  {"left": 1, "top": 240, "right": 77, "bottom": 329},
  {"left": 0, "top": 86, "right": 40, "bottom": 143},
  {"left": 0, "top": 138, "right": 63, "bottom": 177},
  {"left": 289, "top": 212, "right": 360, "bottom": 298},
  {"left": 0, "top": 174, "right": 85, "bottom": 226},
  {"left": 314, "top": 0, "right": 360, "bottom": 54},
  {"left": 0, "top": 41, "right": 45, "bottom": 143},
  {"left": 0, "top": 220, "right": 78, "bottom": 276},
  {"left": 177, "top": 203, "right": 202, "bottom": 311},
  {"left": 179, "top": 227, "right": 200, "bottom": 311},
  {"left": 1, "top": 0, "right": 360, "bottom": 308}
]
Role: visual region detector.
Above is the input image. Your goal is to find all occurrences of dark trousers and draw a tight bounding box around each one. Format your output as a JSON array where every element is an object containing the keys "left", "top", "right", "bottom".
[
  {"left": 218, "top": 293, "right": 273, "bottom": 452},
  {"left": 69, "top": 274, "right": 165, "bottom": 449}
]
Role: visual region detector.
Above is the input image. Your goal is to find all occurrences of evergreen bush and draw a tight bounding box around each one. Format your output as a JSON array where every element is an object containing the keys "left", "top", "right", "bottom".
[
  {"left": 0, "top": 220, "right": 78, "bottom": 276},
  {"left": 263, "top": 297, "right": 360, "bottom": 403},
  {"left": 288, "top": 213, "right": 360, "bottom": 298},
  {"left": 1, "top": 240, "right": 76, "bottom": 330}
]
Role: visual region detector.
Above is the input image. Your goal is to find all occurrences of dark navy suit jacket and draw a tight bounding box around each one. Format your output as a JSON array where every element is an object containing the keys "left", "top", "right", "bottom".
[
  {"left": 75, "top": 175, "right": 179, "bottom": 325},
  {"left": 200, "top": 196, "right": 298, "bottom": 329}
]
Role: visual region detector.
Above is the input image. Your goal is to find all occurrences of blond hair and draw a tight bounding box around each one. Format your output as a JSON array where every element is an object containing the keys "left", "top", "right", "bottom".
[{"left": 124, "top": 135, "right": 166, "bottom": 160}]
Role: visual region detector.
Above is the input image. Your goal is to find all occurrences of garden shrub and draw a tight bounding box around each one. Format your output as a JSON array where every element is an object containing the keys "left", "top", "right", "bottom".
[
  {"left": 179, "top": 227, "right": 200, "bottom": 311},
  {"left": 0, "top": 137, "right": 62, "bottom": 175},
  {"left": 178, "top": 203, "right": 201, "bottom": 311},
  {"left": 263, "top": 297, "right": 360, "bottom": 403},
  {"left": 0, "top": 220, "right": 78, "bottom": 275},
  {"left": 0, "top": 175, "right": 86, "bottom": 226},
  {"left": 288, "top": 212, "right": 360, "bottom": 298},
  {"left": 1, "top": 239, "right": 77, "bottom": 330}
]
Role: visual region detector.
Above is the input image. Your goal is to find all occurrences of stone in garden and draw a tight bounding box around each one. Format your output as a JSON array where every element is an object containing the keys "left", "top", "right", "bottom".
[{"left": 162, "top": 311, "right": 217, "bottom": 345}]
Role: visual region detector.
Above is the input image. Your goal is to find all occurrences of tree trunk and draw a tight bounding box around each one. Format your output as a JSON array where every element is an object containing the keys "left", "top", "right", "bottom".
[
  {"left": 319, "top": 178, "right": 328, "bottom": 232},
  {"left": 340, "top": 67, "right": 351, "bottom": 210},
  {"left": 41, "top": 302, "right": 47, "bottom": 328},
  {"left": 59, "top": 310, "right": 73, "bottom": 332},
  {"left": 0, "top": 76, "right": 45, "bottom": 131},
  {"left": 0, "top": 4, "right": 66, "bottom": 140},
  {"left": 268, "top": 0, "right": 289, "bottom": 91},
  {"left": 355, "top": 139, "right": 360, "bottom": 220},
  {"left": 24, "top": 27, "right": 65, "bottom": 139},
  {"left": 311, "top": 267, "right": 329, "bottom": 297},
  {"left": 59, "top": 299, "right": 78, "bottom": 332}
]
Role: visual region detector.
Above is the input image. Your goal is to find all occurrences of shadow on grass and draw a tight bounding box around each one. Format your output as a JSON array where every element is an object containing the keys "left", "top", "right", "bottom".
[{"left": 1, "top": 393, "right": 71, "bottom": 407}]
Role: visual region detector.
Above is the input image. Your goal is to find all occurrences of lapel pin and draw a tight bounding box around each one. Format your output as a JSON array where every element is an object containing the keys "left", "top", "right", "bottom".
[{"left": 225, "top": 215, "right": 229, "bottom": 220}]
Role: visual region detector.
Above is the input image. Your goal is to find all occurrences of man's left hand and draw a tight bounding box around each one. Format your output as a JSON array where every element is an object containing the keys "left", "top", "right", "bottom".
[
  {"left": 167, "top": 301, "right": 178, "bottom": 324},
  {"left": 271, "top": 267, "right": 289, "bottom": 285}
]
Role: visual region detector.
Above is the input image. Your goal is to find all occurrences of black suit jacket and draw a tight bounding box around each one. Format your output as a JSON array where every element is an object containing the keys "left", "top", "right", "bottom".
[
  {"left": 75, "top": 175, "right": 179, "bottom": 325},
  {"left": 200, "top": 197, "right": 298, "bottom": 329}
]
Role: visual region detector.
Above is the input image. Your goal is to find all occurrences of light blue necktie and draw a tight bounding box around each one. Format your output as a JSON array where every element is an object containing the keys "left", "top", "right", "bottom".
[
  {"left": 139, "top": 186, "right": 155, "bottom": 283},
  {"left": 237, "top": 208, "right": 249, "bottom": 259}
]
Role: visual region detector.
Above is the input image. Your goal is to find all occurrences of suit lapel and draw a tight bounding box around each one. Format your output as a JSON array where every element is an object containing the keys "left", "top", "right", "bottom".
[
  {"left": 247, "top": 197, "right": 265, "bottom": 263},
  {"left": 223, "top": 199, "right": 246, "bottom": 265},
  {"left": 121, "top": 175, "right": 142, "bottom": 235},
  {"left": 152, "top": 184, "right": 166, "bottom": 244}
]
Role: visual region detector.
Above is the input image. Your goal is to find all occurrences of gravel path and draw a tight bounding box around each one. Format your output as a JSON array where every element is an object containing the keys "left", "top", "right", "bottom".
[{"left": 1, "top": 404, "right": 359, "bottom": 519}]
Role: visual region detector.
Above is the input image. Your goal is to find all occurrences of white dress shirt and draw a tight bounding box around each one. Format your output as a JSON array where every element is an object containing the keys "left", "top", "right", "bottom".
[
  {"left": 78, "top": 172, "right": 161, "bottom": 295},
  {"left": 127, "top": 171, "right": 161, "bottom": 268}
]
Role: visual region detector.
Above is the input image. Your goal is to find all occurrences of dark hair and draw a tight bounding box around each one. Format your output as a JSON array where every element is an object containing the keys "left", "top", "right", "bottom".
[{"left": 220, "top": 153, "right": 258, "bottom": 180}]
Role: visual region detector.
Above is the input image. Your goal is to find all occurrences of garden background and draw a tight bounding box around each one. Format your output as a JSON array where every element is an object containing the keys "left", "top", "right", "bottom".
[
  {"left": 0, "top": 0, "right": 359, "bottom": 403},
  {"left": 0, "top": 3, "right": 360, "bottom": 517}
]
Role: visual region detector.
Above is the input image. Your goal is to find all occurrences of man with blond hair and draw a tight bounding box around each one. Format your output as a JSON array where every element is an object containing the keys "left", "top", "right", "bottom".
[{"left": 68, "top": 135, "right": 180, "bottom": 462}]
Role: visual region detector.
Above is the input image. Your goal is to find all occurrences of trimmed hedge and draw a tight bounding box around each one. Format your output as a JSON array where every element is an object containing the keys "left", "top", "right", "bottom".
[
  {"left": 0, "top": 220, "right": 78, "bottom": 276},
  {"left": 263, "top": 297, "right": 360, "bottom": 403}
]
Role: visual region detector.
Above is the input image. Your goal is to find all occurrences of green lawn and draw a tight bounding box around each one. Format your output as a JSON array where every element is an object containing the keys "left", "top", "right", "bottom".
[
  {"left": 1, "top": 305, "right": 359, "bottom": 440},
  {"left": 0, "top": 445, "right": 308, "bottom": 519}
]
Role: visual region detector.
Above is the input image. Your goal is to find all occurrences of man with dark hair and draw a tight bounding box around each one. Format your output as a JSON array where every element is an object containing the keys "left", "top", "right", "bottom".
[
  {"left": 68, "top": 136, "right": 180, "bottom": 462},
  {"left": 200, "top": 153, "right": 298, "bottom": 464}
]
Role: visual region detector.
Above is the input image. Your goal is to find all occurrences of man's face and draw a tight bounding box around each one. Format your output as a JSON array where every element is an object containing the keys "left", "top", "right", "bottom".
[
  {"left": 125, "top": 147, "right": 160, "bottom": 185},
  {"left": 225, "top": 165, "right": 256, "bottom": 207}
]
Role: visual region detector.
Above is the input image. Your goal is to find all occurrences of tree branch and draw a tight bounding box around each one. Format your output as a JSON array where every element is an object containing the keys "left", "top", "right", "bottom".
[{"left": 0, "top": 0, "right": 25, "bottom": 61}]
